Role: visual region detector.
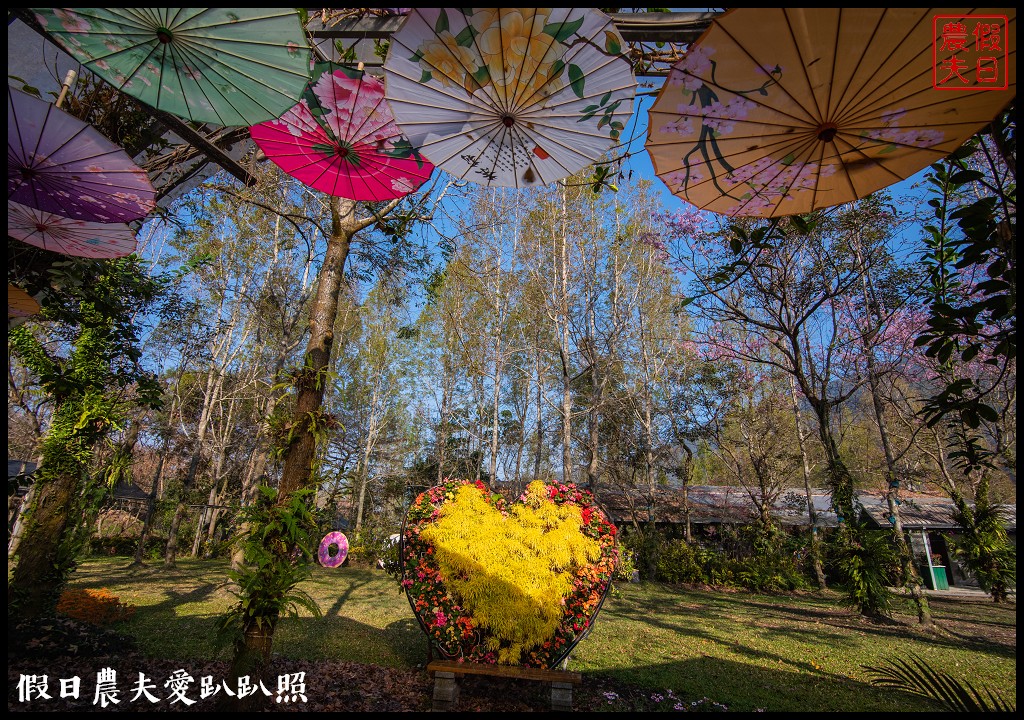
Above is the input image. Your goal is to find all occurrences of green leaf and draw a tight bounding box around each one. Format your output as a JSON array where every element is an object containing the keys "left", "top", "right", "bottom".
[
  {"left": 568, "top": 64, "right": 585, "bottom": 99},
  {"left": 543, "top": 16, "right": 584, "bottom": 42},
  {"left": 419, "top": 70, "right": 433, "bottom": 84},
  {"left": 454, "top": 25, "right": 476, "bottom": 46},
  {"left": 975, "top": 403, "right": 999, "bottom": 422},
  {"left": 435, "top": 10, "right": 449, "bottom": 34},
  {"left": 950, "top": 169, "right": 984, "bottom": 184},
  {"left": 604, "top": 31, "right": 622, "bottom": 55}
]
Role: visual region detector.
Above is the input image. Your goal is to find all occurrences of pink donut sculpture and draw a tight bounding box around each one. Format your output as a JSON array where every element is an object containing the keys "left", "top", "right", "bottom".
[{"left": 318, "top": 531, "right": 349, "bottom": 568}]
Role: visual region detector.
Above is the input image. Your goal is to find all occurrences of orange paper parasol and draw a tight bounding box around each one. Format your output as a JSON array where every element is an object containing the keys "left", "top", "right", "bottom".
[{"left": 646, "top": 8, "right": 1016, "bottom": 217}]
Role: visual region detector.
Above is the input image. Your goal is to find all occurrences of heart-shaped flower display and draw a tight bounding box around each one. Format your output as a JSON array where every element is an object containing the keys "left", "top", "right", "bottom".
[{"left": 401, "top": 478, "right": 617, "bottom": 667}]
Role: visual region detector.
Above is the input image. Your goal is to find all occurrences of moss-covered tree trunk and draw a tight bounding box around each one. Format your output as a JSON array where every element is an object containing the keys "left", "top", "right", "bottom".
[
  {"left": 7, "top": 400, "right": 92, "bottom": 619},
  {"left": 8, "top": 324, "right": 116, "bottom": 621}
]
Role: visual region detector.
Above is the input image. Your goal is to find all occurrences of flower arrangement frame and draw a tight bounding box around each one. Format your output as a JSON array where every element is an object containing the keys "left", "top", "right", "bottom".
[{"left": 400, "top": 478, "right": 618, "bottom": 669}]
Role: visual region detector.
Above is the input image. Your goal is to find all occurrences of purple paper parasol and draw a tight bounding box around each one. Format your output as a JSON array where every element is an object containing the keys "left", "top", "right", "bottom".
[{"left": 8, "top": 85, "right": 157, "bottom": 223}]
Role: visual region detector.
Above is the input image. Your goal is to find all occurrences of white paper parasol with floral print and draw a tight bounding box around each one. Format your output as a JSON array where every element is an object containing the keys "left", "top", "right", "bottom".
[
  {"left": 646, "top": 8, "right": 1016, "bottom": 217},
  {"left": 383, "top": 8, "right": 636, "bottom": 188}
]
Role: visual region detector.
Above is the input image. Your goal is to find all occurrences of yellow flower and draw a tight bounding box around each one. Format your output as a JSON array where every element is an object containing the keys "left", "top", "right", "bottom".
[
  {"left": 418, "top": 31, "right": 478, "bottom": 90},
  {"left": 471, "top": 9, "right": 563, "bottom": 105}
]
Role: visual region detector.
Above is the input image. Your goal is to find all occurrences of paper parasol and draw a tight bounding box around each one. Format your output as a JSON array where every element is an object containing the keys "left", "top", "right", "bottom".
[
  {"left": 383, "top": 8, "right": 636, "bottom": 187},
  {"left": 249, "top": 62, "right": 434, "bottom": 200},
  {"left": 32, "top": 8, "right": 313, "bottom": 127},
  {"left": 9, "top": 200, "right": 139, "bottom": 258},
  {"left": 8, "top": 85, "right": 157, "bottom": 223},
  {"left": 646, "top": 8, "right": 1016, "bottom": 217},
  {"left": 8, "top": 285, "right": 41, "bottom": 319}
]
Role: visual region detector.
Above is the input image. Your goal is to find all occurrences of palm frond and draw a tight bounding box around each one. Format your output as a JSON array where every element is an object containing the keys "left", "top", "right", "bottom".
[{"left": 862, "top": 653, "right": 1015, "bottom": 712}]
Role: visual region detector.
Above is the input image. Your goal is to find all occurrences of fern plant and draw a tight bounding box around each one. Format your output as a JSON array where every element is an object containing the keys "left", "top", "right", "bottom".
[
  {"left": 217, "top": 485, "right": 322, "bottom": 651},
  {"left": 829, "top": 518, "right": 899, "bottom": 618},
  {"left": 863, "top": 653, "right": 1015, "bottom": 712},
  {"left": 946, "top": 478, "right": 1016, "bottom": 603}
]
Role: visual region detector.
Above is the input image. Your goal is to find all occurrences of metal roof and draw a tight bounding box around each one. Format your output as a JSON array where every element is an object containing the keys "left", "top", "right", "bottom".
[
  {"left": 596, "top": 485, "right": 1016, "bottom": 532},
  {"left": 859, "top": 493, "right": 1017, "bottom": 531}
]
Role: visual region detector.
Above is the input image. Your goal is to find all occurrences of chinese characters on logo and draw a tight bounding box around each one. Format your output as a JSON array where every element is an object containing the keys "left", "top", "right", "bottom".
[
  {"left": 934, "top": 15, "right": 1010, "bottom": 90},
  {"left": 17, "top": 669, "right": 307, "bottom": 706}
]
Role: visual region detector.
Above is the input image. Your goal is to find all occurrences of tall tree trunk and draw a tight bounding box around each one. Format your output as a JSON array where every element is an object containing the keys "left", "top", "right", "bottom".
[
  {"left": 488, "top": 355, "right": 502, "bottom": 490},
  {"left": 789, "top": 376, "right": 827, "bottom": 590},
  {"left": 131, "top": 453, "right": 164, "bottom": 567},
  {"left": 205, "top": 469, "right": 233, "bottom": 546},
  {"left": 8, "top": 398, "right": 98, "bottom": 619},
  {"left": 852, "top": 237, "right": 931, "bottom": 623},
  {"left": 559, "top": 345, "right": 573, "bottom": 483},
  {"left": 586, "top": 357, "right": 601, "bottom": 490},
  {"left": 532, "top": 338, "right": 545, "bottom": 481},
  {"left": 225, "top": 195, "right": 381, "bottom": 707},
  {"left": 165, "top": 365, "right": 222, "bottom": 566},
  {"left": 191, "top": 484, "right": 218, "bottom": 557},
  {"left": 354, "top": 407, "right": 380, "bottom": 534},
  {"left": 436, "top": 357, "right": 453, "bottom": 485},
  {"left": 681, "top": 445, "right": 693, "bottom": 543}
]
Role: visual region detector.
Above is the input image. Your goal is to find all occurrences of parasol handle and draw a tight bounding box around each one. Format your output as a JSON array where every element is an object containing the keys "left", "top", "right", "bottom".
[{"left": 55, "top": 69, "right": 77, "bottom": 108}]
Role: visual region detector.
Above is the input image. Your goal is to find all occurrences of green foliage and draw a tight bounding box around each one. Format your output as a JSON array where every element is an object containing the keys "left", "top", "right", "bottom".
[
  {"left": 217, "top": 485, "right": 322, "bottom": 645},
  {"left": 915, "top": 104, "right": 1015, "bottom": 474},
  {"left": 945, "top": 478, "right": 1016, "bottom": 603},
  {"left": 732, "top": 526, "right": 812, "bottom": 593},
  {"left": 654, "top": 537, "right": 734, "bottom": 587},
  {"left": 649, "top": 528, "right": 811, "bottom": 592},
  {"left": 89, "top": 535, "right": 165, "bottom": 560},
  {"left": 827, "top": 520, "right": 899, "bottom": 618},
  {"left": 613, "top": 549, "right": 638, "bottom": 582},
  {"left": 863, "top": 653, "right": 1015, "bottom": 712}
]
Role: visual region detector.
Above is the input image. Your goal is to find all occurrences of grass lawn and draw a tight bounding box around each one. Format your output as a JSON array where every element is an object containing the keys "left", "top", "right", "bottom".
[{"left": 58, "top": 556, "right": 1015, "bottom": 713}]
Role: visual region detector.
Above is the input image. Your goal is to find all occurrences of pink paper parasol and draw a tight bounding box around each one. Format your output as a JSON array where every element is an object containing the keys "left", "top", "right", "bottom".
[
  {"left": 8, "top": 85, "right": 157, "bottom": 223},
  {"left": 249, "top": 62, "right": 434, "bottom": 200},
  {"left": 8, "top": 200, "right": 138, "bottom": 258}
]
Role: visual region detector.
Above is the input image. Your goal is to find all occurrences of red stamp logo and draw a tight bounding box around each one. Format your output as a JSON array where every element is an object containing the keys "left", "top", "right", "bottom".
[{"left": 933, "top": 15, "right": 1009, "bottom": 90}]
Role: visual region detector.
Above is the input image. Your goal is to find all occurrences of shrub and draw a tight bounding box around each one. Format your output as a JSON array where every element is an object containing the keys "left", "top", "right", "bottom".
[
  {"left": 614, "top": 549, "right": 639, "bottom": 582},
  {"left": 731, "top": 525, "right": 813, "bottom": 593},
  {"left": 827, "top": 520, "right": 899, "bottom": 617},
  {"left": 89, "top": 535, "right": 165, "bottom": 558},
  {"left": 655, "top": 538, "right": 734, "bottom": 587}
]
